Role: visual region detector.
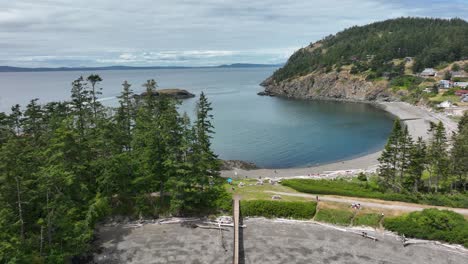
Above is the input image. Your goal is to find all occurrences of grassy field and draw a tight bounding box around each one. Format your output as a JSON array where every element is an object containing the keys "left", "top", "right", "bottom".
[{"left": 225, "top": 178, "right": 309, "bottom": 202}]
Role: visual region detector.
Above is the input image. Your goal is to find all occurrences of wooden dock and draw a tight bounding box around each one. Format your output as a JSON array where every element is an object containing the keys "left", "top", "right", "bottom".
[{"left": 233, "top": 196, "right": 240, "bottom": 264}]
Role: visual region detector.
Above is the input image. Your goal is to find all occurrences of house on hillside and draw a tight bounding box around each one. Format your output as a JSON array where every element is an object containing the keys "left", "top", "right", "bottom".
[
  {"left": 453, "top": 82, "right": 468, "bottom": 89},
  {"left": 404, "top": 57, "right": 413, "bottom": 62},
  {"left": 439, "top": 80, "right": 452, "bottom": 89},
  {"left": 420, "top": 68, "right": 437, "bottom": 77},
  {"left": 452, "top": 71, "right": 467, "bottom": 78},
  {"left": 455, "top": 90, "right": 468, "bottom": 96},
  {"left": 438, "top": 101, "right": 453, "bottom": 108},
  {"left": 462, "top": 94, "right": 468, "bottom": 103}
]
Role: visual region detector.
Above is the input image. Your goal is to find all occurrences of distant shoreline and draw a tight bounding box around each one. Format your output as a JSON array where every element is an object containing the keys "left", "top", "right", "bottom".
[
  {"left": 0, "top": 63, "right": 282, "bottom": 73},
  {"left": 221, "top": 101, "right": 458, "bottom": 179}
]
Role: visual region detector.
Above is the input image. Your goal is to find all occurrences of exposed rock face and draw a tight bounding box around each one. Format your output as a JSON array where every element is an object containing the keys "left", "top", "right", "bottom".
[
  {"left": 220, "top": 160, "right": 259, "bottom": 171},
  {"left": 137, "top": 89, "right": 195, "bottom": 99},
  {"left": 261, "top": 72, "right": 395, "bottom": 101}
]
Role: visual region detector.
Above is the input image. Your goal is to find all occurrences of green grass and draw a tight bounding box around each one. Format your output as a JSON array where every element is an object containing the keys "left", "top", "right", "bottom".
[
  {"left": 353, "top": 213, "right": 382, "bottom": 227},
  {"left": 314, "top": 208, "right": 354, "bottom": 225},
  {"left": 240, "top": 200, "right": 317, "bottom": 219},
  {"left": 224, "top": 179, "right": 308, "bottom": 202},
  {"left": 281, "top": 179, "right": 468, "bottom": 208}
]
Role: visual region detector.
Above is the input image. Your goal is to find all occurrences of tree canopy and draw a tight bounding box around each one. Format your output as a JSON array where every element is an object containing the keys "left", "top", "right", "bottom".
[{"left": 273, "top": 17, "right": 468, "bottom": 82}]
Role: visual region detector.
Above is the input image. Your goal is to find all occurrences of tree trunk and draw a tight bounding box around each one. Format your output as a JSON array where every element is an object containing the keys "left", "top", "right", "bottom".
[
  {"left": 40, "top": 225, "right": 44, "bottom": 255},
  {"left": 15, "top": 176, "right": 25, "bottom": 242},
  {"left": 46, "top": 189, "right": 52, "bottom": 246}
]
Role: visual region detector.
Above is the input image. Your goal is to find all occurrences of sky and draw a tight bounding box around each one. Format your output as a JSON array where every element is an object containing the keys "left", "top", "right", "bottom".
[{"left": 0, "top": 0, "right": 467, "bottom": 67}]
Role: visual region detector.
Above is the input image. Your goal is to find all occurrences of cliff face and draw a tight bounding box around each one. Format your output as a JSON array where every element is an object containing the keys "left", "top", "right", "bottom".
[{"left": 261, "top": 71, "right": 394, "bottom": 101}]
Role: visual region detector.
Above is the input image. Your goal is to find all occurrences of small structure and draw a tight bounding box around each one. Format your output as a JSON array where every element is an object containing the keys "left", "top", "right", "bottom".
[
  {"left": 451, "top": 71, "right": 467, "bottom": 78},
  {"left": 227, "top": 178, "right": 233, "bottom": 184},
  {"left": 453, "top": 82, "right": 468, "bottom": 89},
  {"left": 455, "top": 90, "right": 468, "bottom": 97},
  {"left": 439, "top": 80, "right": 452, "bottom": 89},
  {"left": 271, "top": 195, "right": 282, "bottom": 200},
  {"left": 423, "top": 87, "right": 433, "bottom": 93},
  {"left": 404, "top": 57, "right": 413, "bottom": 62},
  {"left": 420, "top": 68, "right": 437, "bottom": 77},
  {"left": 461, "top": 95, "right": 468, "bottom": 103},
  {"left": 438, "top": 101, "right": 453, "bottom": 108}
]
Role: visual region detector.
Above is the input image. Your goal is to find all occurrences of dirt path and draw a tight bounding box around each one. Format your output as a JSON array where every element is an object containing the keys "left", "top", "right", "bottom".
[{"left": 265, "top": 191, "right": 468, "bottom": 216}]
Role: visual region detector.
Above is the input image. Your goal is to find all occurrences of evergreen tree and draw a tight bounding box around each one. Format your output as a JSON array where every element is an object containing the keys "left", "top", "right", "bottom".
[
  {"left": 407, "top": 137, "right": 426, "bottom": 192},
  {"left": 398, "top": 125, "right": 413, "bottom": 184},
  {"left": 70, "top": 76, "right": 93, "bottom": 140},
  {"left": 451, "top": 114, "right": 468, "bottom": 191},
  {"left": 378, "top": 119, "right": 402, "bottom": 190},
  {"left": 427, "top": 122, "right": 449, "bottom": 192},
  {"left": 87, "top": 74, "right": 103, "bottom": 120}
]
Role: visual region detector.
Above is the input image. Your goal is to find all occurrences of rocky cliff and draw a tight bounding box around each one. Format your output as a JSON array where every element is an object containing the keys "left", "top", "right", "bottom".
[{"left": 261, "top": 71, "right": 395, "bottom": 101}]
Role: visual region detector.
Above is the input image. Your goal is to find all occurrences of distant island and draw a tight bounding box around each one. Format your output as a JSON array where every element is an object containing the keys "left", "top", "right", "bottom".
[
  {"left": 135, "top": 88, "right": 196, "bottom": 99},
  {"left": 260, "top": 17, "right": 468, "bottom": 108},
  {"left": 0, "top": 63, "right": 283, "bottom": 73}
]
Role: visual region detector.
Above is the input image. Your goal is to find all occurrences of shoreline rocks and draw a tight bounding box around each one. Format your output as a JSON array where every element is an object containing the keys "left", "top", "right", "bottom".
[
  {"left": 220, "top": 160, "right": 259, "bottom": 171},
  {"left": 260, "top": 72, "right": 396, "bottom": 102}
]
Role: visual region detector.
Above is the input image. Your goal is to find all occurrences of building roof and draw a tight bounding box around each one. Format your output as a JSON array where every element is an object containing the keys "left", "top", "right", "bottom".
[
  {"left": 455, "top": 90, "right": 468, "bottom": 95},
  {"left": 421, "top": 68, "right": 437, "bottom": 76}
]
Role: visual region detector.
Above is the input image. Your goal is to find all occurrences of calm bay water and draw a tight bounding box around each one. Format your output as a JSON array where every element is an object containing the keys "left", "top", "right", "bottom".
[{"left": 0, "top": 67, "right": 393, "bottom": 168}]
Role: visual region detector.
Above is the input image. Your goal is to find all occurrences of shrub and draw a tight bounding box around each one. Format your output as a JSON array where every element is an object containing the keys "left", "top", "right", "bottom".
[
  {"left": 240, "top": 200, "right": 317, "bottom": 219},
  {"left": 314, "top": 208, "right": 354, "bottom": 225},
  {"left": 384, "top": 209, "right": 468, "bottom": 247},
  {"left": 353, "top": 213, "right": 382, "bottom": 227}
]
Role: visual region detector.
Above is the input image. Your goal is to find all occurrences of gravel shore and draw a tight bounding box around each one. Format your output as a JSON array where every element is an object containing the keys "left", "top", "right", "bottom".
[
  {"left": 221, "top": 101, "right": 458, "bottom": 179},
  {"left": 91, "top": 218, "right": 468, "bottom": 264}
]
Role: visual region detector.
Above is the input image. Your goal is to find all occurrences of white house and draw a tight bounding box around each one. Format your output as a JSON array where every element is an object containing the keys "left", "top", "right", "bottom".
[
  {"left": 453, "top": 82, "right": 468, "bottom": 89},
  {"left": 439, "top": 80, "right": 452, "bottom": 89},
  {"left": 420, "top": 68, "right": 437, "bottom": 77},
  {"left": 438, "top": 101, "right": 453, "bottom": 108}
]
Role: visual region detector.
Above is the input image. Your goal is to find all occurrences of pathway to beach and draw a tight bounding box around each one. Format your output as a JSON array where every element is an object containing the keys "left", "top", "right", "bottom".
[
  {"left": 264, "top": 191, "right": 468, "bottom": 216},
  {"left": 221, "top": 102, "right": 458, "bottom": 179}
]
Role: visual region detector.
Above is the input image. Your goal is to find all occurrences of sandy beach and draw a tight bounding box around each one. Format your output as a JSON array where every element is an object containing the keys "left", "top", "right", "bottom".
[{"left": 221, "top": 101, "right": 458, "bottom": 179}]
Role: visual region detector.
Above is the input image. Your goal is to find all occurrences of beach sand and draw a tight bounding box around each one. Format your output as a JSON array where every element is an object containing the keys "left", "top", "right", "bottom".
[{"left": 221, "top": 101, "right": 458, "bottom": 179}]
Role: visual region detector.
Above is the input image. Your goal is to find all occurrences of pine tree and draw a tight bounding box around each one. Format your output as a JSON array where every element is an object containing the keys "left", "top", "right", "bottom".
[
  {"left": 428, "top": 122, "right": 449, "bottom": 192},
  {"left": 407, "top": 137, "right": 426, "bottom": 192},
  {"left": 188, "top": 92, "right": 222, "bottom": 210},
  {"left": 451, "top": 115, "right": 468, "bottom": 191},
  {"left": 86, "top": 74, "right": 103, "bottom": 120},
  {"left": 70, "top": 76, "right": 93, "bottom": 140},
  {"left": 378, "top": 119, "right": 402, "bottom": 190},
  {"left": 398, "top": 125, "right": 413, "bottom": 185}
]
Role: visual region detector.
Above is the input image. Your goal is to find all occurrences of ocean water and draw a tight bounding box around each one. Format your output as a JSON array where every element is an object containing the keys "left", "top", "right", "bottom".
[{"left": 0, "top": 67, "right": 393, "bottom": 168}]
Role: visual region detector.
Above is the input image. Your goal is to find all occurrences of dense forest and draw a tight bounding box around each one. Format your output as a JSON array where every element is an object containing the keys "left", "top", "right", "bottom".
[
  {"left": 0, "top": 76, "right": 227, "bottom": 262},
  {"left": 273, "top": 18, "right": 468, "bottom": 82},
  {"left": 378, "top": 115, "right": 468, "bottom": 194}
]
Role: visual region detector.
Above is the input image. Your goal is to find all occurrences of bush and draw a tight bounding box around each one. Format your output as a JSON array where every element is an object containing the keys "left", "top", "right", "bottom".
[
  {"left": 314, "top": 208, "right": 354, "bottom": 225},
  {"left": 384, "top": 209, "right": 468, "bottom": 247},
  {"left": 240, "top": 200, "right": 316, "bottom": 219}
]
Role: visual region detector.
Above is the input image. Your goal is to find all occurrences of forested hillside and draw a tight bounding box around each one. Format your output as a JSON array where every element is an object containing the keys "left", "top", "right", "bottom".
[
  {"left": 0, "top": 76, "right": 227, "bottom": 262},
  {"left": 272, "top": 18, "right": 468, "bottom": 82}
]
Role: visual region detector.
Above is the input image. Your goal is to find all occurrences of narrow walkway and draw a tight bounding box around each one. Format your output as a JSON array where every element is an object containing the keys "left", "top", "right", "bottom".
[
  {"left": 233, "top": 196, "right": 240, "bottom": 264},
  {"left": 265, "top": 191, "right": 468, "bottom": 216}
]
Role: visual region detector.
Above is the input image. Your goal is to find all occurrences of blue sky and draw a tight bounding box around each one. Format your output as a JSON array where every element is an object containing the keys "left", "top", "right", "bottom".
[{"left": 0, "top": 0, "right": 466, "bottom": 67}]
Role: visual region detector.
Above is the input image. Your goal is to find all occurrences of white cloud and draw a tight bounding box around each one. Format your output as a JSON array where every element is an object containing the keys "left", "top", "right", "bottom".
[{"left": 0, "top": 0, "right": 465, "bottom": 67}]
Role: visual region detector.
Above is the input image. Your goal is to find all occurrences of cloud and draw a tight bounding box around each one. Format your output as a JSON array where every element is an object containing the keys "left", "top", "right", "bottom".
[{"left": 0, "top": 0, "right": 466, "bottom": 67}]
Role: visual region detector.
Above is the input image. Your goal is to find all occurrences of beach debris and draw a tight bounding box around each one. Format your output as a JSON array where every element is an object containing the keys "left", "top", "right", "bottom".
[{"left": 271, "top": 195, "right": 282, "bottom": 200}]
